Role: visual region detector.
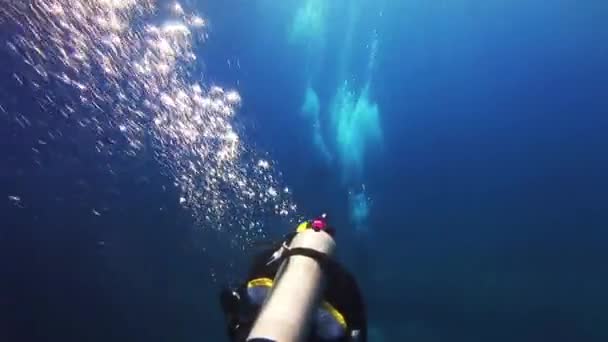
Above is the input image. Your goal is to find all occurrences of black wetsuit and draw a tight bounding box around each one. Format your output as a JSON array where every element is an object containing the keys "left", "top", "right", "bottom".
[{"left": 222, "top": 234, "right": 367, "bottom": 342}]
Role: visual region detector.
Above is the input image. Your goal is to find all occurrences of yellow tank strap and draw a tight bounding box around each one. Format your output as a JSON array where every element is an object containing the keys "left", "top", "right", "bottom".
[
  {"left": 247, "top": 277, "right": 347, "bottom": 328},
  {"left": 296, "top": 221, "right": 309, "bottom": 233},
  {"left": 321, "top": 301, "right": 348, "bottom": 329},
  {"left": 247, "top": 277, "right": 274, "bottom": 288}
]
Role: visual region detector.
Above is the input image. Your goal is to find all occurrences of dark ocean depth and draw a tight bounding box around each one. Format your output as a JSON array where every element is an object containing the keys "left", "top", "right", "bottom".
[{"left": 1, "top": 0, "right": 608, "bottom": 341}]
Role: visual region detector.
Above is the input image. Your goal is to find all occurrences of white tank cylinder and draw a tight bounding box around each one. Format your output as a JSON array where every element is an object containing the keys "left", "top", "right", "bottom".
[{"left": 246, "top": 229, "right": 336, "bottom": 342}]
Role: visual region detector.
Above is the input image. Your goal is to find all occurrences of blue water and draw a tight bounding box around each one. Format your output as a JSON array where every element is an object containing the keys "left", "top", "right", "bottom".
[{"left": 1, "top": 0, "right": 608, "bottom": 341}]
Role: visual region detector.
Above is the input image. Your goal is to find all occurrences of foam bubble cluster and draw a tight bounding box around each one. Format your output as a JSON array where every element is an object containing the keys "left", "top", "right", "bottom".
[
  {"left": 330, "top": 82, "right": 382, "bottom": 181},
  {"left": 289, "top": 0, "right": 327, "bottom": 45},
  {"left": 348, "top": 185, "right": 371, "bottom": 233},
  {"left": 0, "top": 0, "right": 296, "bottom": 241}
]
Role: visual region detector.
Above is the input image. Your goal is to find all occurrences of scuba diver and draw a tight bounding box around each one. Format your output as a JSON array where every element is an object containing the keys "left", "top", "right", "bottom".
[{"left": 219, "top": 214, "right": 367, "bottom": 342}]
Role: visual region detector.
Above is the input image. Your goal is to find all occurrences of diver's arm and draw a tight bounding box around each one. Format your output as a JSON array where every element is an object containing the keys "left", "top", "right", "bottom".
[
  {"left": 342, "top": 270, "right": 367, "bottom": 342},
  {"left": 325, "top": 261, "right": 367, "bottom": 342},
  {"left": 349, "top": 277, "right": 367, "bottom": 342}
]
